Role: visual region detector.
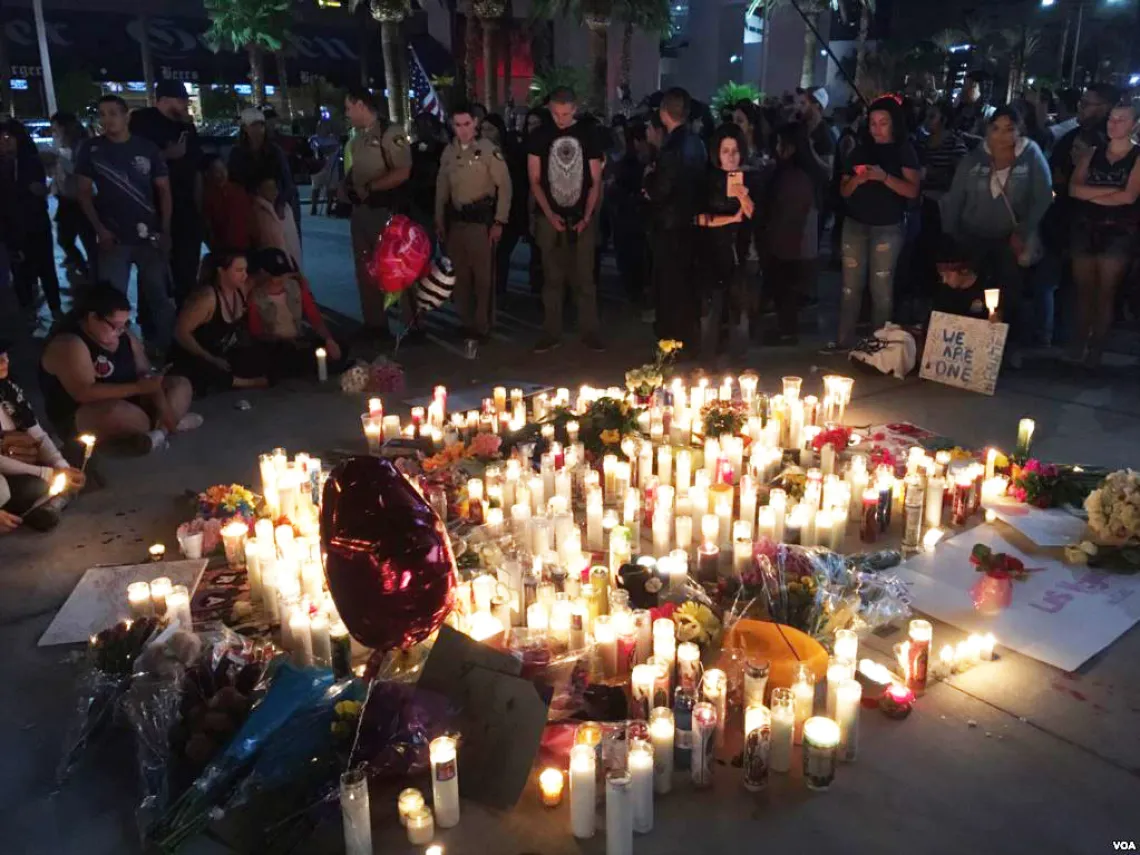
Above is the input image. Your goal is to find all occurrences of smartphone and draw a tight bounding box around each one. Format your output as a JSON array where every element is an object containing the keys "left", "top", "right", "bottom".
[
  {"left": 727, "top": 171, "right": 743, "bottom": 191},
  {"left": 854, "top": 164, "right": 869, "bottom": 176}
]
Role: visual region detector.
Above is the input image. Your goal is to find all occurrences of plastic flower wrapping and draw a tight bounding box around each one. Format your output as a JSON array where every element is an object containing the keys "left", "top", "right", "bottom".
[{"left": 1085, "top": 469, "right": 1140, "bottom": 545}]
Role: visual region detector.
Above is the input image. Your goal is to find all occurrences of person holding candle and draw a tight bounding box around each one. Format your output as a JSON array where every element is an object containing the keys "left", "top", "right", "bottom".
[
  {"left": 40, "top": 286, "right": 200, "bottom": 455},
  {"left": 0, "top": 341, "right": 85, "bottom": 531},
  {"left": 170, "top": 251, "right": 270, "bottom": 395},
  {"left": 245, "top": 249, "right": 344, "bottom": 382}
]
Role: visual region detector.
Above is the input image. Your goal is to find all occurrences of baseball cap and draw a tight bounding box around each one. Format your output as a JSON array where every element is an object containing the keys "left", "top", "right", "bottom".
[
  {"left": 810, "top": 87, "right": 829, "bottom": 112},
  {"left": 240, "top": 106, "right": 266, "bottom": 127},
  {"left": 155, "top": 79, "right": 189, "bottom": 101},
  {"left": 253, "top": 248, "right": 297, "bottom": 277}
]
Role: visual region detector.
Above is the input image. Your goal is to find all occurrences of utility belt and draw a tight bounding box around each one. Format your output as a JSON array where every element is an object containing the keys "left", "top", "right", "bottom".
[{"left": 449, "top": 197, "right": 496, "bottom": 226}]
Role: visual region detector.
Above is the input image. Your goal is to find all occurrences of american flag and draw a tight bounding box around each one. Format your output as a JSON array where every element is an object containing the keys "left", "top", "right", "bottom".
[{"left": 408, "top": 45, "right": 445, "bottom": 121}]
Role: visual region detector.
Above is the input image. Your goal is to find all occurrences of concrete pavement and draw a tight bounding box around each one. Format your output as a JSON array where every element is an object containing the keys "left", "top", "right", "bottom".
[{"left": 1, "top": 210, "right": 1140, "bottom": 853}]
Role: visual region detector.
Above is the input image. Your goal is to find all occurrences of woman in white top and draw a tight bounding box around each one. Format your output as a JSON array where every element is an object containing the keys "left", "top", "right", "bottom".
[{"left": 0, "top": 340, "right": 85, "bottom": 530}]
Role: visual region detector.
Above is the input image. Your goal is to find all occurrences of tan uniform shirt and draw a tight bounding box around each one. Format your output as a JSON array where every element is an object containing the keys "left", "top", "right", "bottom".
[
  {"left": 348, "top": 119, "right": 412, "bottom": 198},
  {"left": 435, "top": 138, "right": 512, "bottom": 226}
]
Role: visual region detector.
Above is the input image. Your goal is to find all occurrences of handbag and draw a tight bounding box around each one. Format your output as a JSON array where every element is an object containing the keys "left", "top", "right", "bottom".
[{"left": 994, "top": 163, "right": 1045, "bottom": 268}]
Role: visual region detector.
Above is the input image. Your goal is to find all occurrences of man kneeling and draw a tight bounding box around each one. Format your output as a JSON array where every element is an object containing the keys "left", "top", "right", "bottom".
[{"left": 40, "top": 286, "right": 201, "bottom": 454}]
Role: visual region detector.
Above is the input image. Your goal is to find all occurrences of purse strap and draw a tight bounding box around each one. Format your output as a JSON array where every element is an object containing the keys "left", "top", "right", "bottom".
[{"left": 993, "top": 159, "right": 1019, "bottom": 229}]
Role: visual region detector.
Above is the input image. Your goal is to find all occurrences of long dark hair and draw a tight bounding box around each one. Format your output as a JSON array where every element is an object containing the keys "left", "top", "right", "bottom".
[
  {"left": 51, "top": 111, "right": 88, "bottom": 149},
  {"left": 708, "top": 122, "right": 749, "bottom": 170},
  {"left": 865, "top": 96, "right": 908, "bottom": 145}
]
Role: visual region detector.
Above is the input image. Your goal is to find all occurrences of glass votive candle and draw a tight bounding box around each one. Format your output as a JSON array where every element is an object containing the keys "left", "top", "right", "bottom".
[
  {"left": 361, "top": 414, "right": 382, "bottom": 454},
  {"left": 397, "top": 787, "right": 425, "bottom": 825},
  {"left": 538, "top": 767, "right": 564, "bottom": 807},
  {"left": 127, "top": 581, "right": 153, "bottom": 619},
  {"left": 405, "top": 805, "right": 435, "bottom": 845},
  {"left": 221, "top": 521, "right": 248, "bottom": 568},
  {"left": 801, "top": 716, "right": 841, "bottom": 791},
  {"left": 148, "top": 576, "right": 172, "bottom": 616},
  {"left": 148, "top": 543, "right": 165, "bottom": 562}
]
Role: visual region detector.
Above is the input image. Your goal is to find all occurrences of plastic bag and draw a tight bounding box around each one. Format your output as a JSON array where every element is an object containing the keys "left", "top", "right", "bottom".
[{"left": 504, "top": 628, "right": 596, "bottom": 722}]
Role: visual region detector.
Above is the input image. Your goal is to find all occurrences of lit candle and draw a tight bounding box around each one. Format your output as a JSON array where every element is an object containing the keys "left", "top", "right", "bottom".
[
  {"left": 702, "top": 668, "right": 727, "bottom": 750},
  {"left": 315, "top": 347, "right": 328, "bottom": 382},
  {"left": 769, "top": 688, "right": 794, "bottom": 773},
  {"left": 606, "top": 770, "right": 633, "bottom": 855},
  {"left": 627, "top": 740, "right": 654, "bottom": 836},
  {"left": 649, "top": 707, "right": 674, "bottom": 794},
  {"left": 1015, "top": 418, "right": 1035, "bottom": 458},
  {"left": 397, "top": 787, "right": 425, "bottom": 826},
  {"left": 922, "top": 527, "right": 944, "bottom": 551},
  {"left": 406, "top": 805, "right": 434, "bottom": 845},
  {"left": 835, "top": 679, "right": 862, "bottom": 762},
  {"left": 310, "top": 612, "right": 332, "bottom": 666},
  {"left": 631, "top": 663, "right": 656, "bottom": 720},
  {"left": 569, "top": 743, "right": 596, "bottom": 838},
  {"left": 792, "top": 663, "right": 815, "bottom": 744},
  {"left": 429, "top": 736, "right": 460, "bottom": 828},
  {"left": 691, "top": 701, "right": 718, "bottom": 788},
  {"left": 538, "top": 767, "right": 564, "bottom": 807},
  {"left": 221, "top": 521, "right": 248, "bottom": 568},
  {"left": 769, "top": 489, "right": 787, "bottom": 543},
  {"left": 165, "top": 584, "right": 192, "bottom": 629},
  {"left": 743, "top": 703, "right": 771, "bottom": 792},
  {"left": 78, "top": 433, "right": 97, "bottom": 471},
  {"left": 127, "top": 581, "right": 152, "bottom": 619},
  {"left": 879, "top": 682, "right": 915, "bottom": 719},
  {"left": 148, "top": 576, "right": 171, "bottom": 616},
  {"left": 289, "top": 608, "right": 313, "bottom": 667},
  {"left": 595, "top": 615, "right": 618, "bottom": 677},
  {"left": 977, "top": 632, "right": 996, "bottom": 662},
  {"left": 368, "top": 397, "right": 384, "bottom": 417},
  {"left": 675, "top": 449, "right": 692, "bottom": 494},
  {"left": 826, "top": 656, "right": 853, "bottom": 718},
  {"left": 834, "top": 628, "right": 858, "bottom": 664},
  {"left": 732, "top": 520, "right": 752, "bottom": 579},
  {"left": 907, "top": 619, "right": 933, "bottom": 696},
  {"left": 801, "top": 717, "right": 841, "bottom": 791},
  {"left": 656, "top": 446, "right": 673, "bottom": 488},
  {"left": 148, "top": 543, "right": 166, "bottom": 562},
  {"left": 340, "top": 767, "right": 372, "bottom": 855},
  {"left": 984, "top": 287, "right": 1001, "bottom": 319}
]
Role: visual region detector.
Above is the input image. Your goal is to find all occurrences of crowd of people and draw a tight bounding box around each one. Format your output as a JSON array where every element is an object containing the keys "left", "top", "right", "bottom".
[{"left": 1, "top": 73, "right": 1139, "bottom": 531}]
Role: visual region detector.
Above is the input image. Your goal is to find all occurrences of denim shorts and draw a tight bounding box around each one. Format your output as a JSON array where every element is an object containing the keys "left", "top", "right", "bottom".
[{"left": 1071, "top": 217, "right": 1138, "bottom": 259}]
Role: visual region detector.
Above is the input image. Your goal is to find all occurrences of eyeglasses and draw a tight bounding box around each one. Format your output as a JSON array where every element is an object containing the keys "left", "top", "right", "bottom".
[{"left": 98, "top": 317, "right": 128, "bottom": 336}]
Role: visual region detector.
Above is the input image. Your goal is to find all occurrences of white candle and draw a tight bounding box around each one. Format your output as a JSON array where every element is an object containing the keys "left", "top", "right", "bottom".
[
  {"left": 802, "top": 716, "right": 841, "bottom": 791},
  {"left": 570, "top": 743, "right": 596, "bottom": 839},
  {"left": 835, "top": 679, "right": 862, "bottom": 762},
  {"left": 925, "top": 476, "right": 945, "bottom": 528},
  {"left": 587, "top": 492, "right": 604, "bottom": 552},
  {"left": 148, "top": 576, "right": 172, "bottom": 616},
  {"left": 310, "top": 612, "right": 332, "bottom": 666},
  {"left": 820, "top": 442, "right": 837, "bottom": 477},
  {"left": 1016, "top": 418, "right": 1035, "bottom": 456},
  {"left": 166, "top": 585, "right": 192, "bottom": 629},
  {"left": 605, "top": 771, "right": 633, "bottom": 855},
  {"left": 769, "top": 688, "right": 794, "bottom": 773},
  {"left": 629, "top": 738, "right": 654, "bottom": 834},
  {"left": 405, "top": 805, "right": 434, "bottom": 845},
  {"left": 757, "top": 506, "right": 776, "bottom": 543},
  {"left": 826, "top": 657, "right": 851, "bottom": 718},
  {"left": 792, "top": 664, "right": 815, "bottom": 744},
  {"left": 429, "top": 736, "right": 460, "bottom": 828},
  {"left": 732, "top": 521, "right": 752, "bottom": 579},
  {"left": 656, "top": 445, "right": 673, "bottom": 488},
  {"left": 702, "top": 668, "right": 728, "bottom": 749},
  {"left": 595, "top": 615, "right": 618, "bottom": 677},
  {"left": 977, "top": 632, "right": 997, "bottom": 661},
  {"left": 739, "top": 481, "right": 757, "bottom": 539},
  {"left": 315, "top": 347, "right": 328, "bottom": 382},
  {"left": 675, "top": 515, "right": 693, "bottom": 558},
  {"left": 127, "top": 581, "right": 152, "bottom": 619},
  {"left": 340, "top": 768, "right": 372, "bottom": 855},
  {"left": 649, "top": 707, "right": 674, "bottom": 794},
  {"left": 397, "top": 787, "right": 425, "bottom": 825},
  {"left": 631, "top": 663, "right": 656, "bottom": 720},
  {"left": 677, "top": 641, "right": 701, "bottom": 694},
  {"left": 834, "top": 628, "right": 858, "bottom": 664},
  {"left": 675, "top": 450, "right": 692, "bottom": 494},
  {"left": 289, "top": 609, "right": 313, "bottom": 667}
]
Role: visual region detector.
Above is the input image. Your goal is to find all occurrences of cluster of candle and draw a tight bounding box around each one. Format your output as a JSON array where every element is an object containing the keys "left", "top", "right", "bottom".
[
  {"left": 125, "top": 576, "right": 191, "bottom": 628},
  {"left": 257, "top": 447, "right": 325, "bottom": 534},
  {"left": 896, "top": 620, "right": 999, "bottom": 693}
]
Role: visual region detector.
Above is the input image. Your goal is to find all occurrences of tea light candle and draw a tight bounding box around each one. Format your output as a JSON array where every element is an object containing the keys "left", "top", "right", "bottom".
[
  {"left": 340, "top": 768, "right": 372, "bottom": 855},
  {"left": 127, "top": 581, "right": 153, "bottom": 618},
  {"left": 629, "top": 738, "right": 654, "bottom": 833},
  {"left": 397, "top": 787, "right": 425, "bottom": 825},
  {"left": 801, "top": 717, "right": 841, "bottom": 791},
  {"left": 538, "top": 767, "right": 564, "bottom": 807},
  {"left": 569, "top": 743, "right": 596, "bottom": 838},
  {"left": 429, "top": 736, "right": 460, "bottom": 828},
  {"left": 406, "top": 806, "right": 434, "bottom": 844},
  {"left": 879, "top": 682, "right": 915, "bottom": 719},
  {"left": 148, "top": 543, "right": 166, "bottom": 562},
  {"left": 769, "top": 687, "right": 795, "bottom": 773},
  {"left": 649, "top": 707, "right": 674, "bottom": 794}
]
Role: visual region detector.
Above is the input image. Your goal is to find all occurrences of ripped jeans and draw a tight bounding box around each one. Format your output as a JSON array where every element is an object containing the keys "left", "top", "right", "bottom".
[{"left": 837, "top": 219, "right": 904, "bottom": 347}]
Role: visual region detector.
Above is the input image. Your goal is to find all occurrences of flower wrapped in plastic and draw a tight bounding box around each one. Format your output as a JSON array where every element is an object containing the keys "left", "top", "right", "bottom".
[
  {"left": 503, "top": 628, "right": 596, "bottom": 721},
  {"left": 1085, "top": 469, "right": 1140, "bottom": 545}
]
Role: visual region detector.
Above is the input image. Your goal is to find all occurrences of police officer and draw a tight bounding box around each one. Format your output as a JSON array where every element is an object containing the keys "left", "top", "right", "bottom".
[
  {"left": 435, "top": 103, "right": 511, "bottom": 342},
  {"left": 343, "top": 86, "right": 413, "bottom": 338}
]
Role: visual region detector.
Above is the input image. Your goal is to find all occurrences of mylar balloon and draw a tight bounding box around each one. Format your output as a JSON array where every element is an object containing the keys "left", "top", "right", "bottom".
[
  {"left": 321, "top": 456, "right": 456, "bottom": 652},
  {"left": 367, "top": 214, "right": 432, "bottom": 296}
]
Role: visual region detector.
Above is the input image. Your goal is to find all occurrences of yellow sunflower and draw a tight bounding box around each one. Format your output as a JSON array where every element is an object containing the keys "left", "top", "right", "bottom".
[{"left": 600, "top": 429, "right": 621, "bottom": 445}]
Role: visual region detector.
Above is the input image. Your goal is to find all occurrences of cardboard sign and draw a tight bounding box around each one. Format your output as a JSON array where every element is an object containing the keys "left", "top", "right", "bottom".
[
  {"left": 896, "top": 527, "right": 1140, "bottom": 671},
  {"left": 920, "top": 311, "right": 1008, "bottom": 395}
]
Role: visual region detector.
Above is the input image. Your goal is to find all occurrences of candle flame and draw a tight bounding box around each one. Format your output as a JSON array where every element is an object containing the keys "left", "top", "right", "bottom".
[
  {"left": 79, "top": 433, "right": 96, "bottom": 448},
  {"left": 48, "top": 472, "right": 67, "bottom": 496}
]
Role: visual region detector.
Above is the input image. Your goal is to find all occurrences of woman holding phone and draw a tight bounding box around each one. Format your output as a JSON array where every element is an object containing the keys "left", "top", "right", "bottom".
[
  {"left": 695, "top": 123, "right": 755, "bottom": 363},
  {"left": 833, "top": 96, "right": 921, "bottom": 350}
]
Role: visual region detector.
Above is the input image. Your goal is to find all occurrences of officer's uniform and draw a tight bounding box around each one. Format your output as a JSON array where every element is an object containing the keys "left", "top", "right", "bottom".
[
  {"left": 348, "top": 119, "right": 412, "bottom": 330},
  {"left": 435, "top": 138, "right": 511, "bottom": 337}
]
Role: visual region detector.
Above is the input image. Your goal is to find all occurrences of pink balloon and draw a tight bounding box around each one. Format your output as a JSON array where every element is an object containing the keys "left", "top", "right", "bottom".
[{"left": 367, "top": 214, "right": 432, "bottom": 295}]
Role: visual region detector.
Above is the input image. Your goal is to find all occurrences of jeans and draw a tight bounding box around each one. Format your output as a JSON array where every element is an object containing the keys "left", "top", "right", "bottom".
[
  {"left": 837, "top": 219, "right": 904, "bottom": 346},
  {"left": 99, "top": 242, "right": 174, "bottom": 351}
]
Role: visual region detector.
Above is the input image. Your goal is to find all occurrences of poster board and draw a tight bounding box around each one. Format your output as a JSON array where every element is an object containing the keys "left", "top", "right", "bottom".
[{"left": 919, "top": 311, "right": 1008, "bottom": 395}]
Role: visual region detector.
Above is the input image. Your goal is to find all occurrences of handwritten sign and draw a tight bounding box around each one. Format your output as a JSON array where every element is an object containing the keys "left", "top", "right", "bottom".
[
  {"left": 920, "top": 311, "right": 1008, "bottom": 395},
  {"left": 895, "top": 527, "right": 1140, "bottom": 671}
]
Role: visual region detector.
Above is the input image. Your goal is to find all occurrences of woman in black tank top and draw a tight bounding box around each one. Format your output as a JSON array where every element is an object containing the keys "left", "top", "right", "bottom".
[
  {"left": 1069, "top": 101, "right": 1140, "bottom": 367},
  {"left": 170, "top": 251, "right": 269, "bottom": 395}
]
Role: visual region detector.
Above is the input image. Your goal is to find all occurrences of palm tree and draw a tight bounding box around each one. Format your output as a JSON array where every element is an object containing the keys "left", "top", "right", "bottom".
[
  {"left": 932, "top": 27, "right": 963, "bottom": 93},
  {"left": 615, "top": 0, "right": 670, "bottom": 97},
  {"left": 533, "top": 0, "right": 615, "bottom": 115},
  {"left": 474, "top": 0, "right": 506, "bottom": 111},
  {"left": 463, "top": 0, "right": 479, "bottom": 100},
  {"left": 203, "top": 0, "right": 292, "bottom": 107},
  {"left": 1002, "top": 26, "right": 1042, "bottom": 103},
  {"left": 136, "top": 5, "right": 156, "bottom": 106},
  {"left": 349, "top": 0, "right": 410, "bottom": 126},
  {"left": 759, "top": 0, "right": 833, "bottom": 90},
  {"left": 853, "top": 0, "right": 875, "bottom": 95}
]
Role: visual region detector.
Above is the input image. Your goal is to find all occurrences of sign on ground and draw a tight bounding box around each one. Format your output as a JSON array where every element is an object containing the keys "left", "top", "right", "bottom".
[{"left": 920, "top": 311, "right": 1008, "bottom": 395}]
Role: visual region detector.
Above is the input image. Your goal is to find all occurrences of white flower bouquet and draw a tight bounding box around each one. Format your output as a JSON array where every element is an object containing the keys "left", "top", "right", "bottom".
[{"left": 1085, "top": 469, "right": 1140, "bottom": 545}]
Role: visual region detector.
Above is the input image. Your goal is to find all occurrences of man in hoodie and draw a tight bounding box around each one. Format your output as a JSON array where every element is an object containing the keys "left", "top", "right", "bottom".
[{"left": 940, "top": 105, "right": 1053, "bottom": 368}]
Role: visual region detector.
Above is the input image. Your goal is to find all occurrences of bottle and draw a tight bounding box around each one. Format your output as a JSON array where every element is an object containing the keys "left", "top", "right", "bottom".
[
  {"left": 672, "top": 687, "right": 695, "bottom": 770},
  {"left": 902, "top": 476, "right": 925, "bottom": 554}
]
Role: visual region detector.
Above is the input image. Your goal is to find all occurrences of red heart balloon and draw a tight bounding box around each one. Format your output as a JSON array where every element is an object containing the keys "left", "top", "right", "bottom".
[
  {"left": 367, "top": 214, "right": 432, "bottom": 295},
  {"left": 320, "top": 456, "right": 456, "bottom": 652}
]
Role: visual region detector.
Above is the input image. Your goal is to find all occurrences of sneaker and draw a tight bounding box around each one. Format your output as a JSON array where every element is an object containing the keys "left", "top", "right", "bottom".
[
  {"left": 145, "top": 430, "right": 169, "bottom": 453},
  {"left": 582, "top": 334, "right": 606, "bottom": 353},
  {"left": 176, "top": 413, "right": 204, "bottom": 432},
  {"left": 533, "top": 336, "right": 562, "bottom": 354},
  {"left": 818, "top": 341, "right": 847, "bottom": 355}
]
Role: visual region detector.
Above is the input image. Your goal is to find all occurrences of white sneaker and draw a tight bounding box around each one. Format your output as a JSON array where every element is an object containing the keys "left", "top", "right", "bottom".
[
  {"left": 176, "top": 413, "right": 204, "bottom": 432},
  {"left": 146, "top": 430, "right": 169, "bottom": 453}
]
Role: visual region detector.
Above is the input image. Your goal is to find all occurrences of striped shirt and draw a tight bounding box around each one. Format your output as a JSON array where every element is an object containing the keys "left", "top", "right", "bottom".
[
  {"left": 75, "top": 134, "right": 167, "bottom": 244},
  {"left": 916, "top": 130, "right": 969, "bottom": 197}
]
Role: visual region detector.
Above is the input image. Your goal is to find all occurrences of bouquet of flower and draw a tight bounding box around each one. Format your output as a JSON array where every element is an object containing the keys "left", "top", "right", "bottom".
[
  {"left": 811, "top": 426, "right": 852, "bottom": 452},
  {"left": 701, "top": 399, "right": 748, "bottom": 439},
  {"left": 467, "top": 432, "right": 502, "bottom": 461},
  {"left": 1085, "top": 469, "right": 1140, "bottom": 545},
  {"left": 1008, "top": 460, "right": 1103, "bottom": 509},
  {"left": 197, "top": 484, "right": 258, "bottom": 524},
  {"left": 625, "top": 339, "right": 683, "bottom": 399},
  {"left": 576, "top": 396, "right": 642, "bottom": 456}
]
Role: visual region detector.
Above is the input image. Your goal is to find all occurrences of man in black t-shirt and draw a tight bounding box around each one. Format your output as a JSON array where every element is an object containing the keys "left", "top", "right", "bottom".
[
  {"left": 129, "top": 80, "right": 203, "bottom": 305},
  {"left": 527, "top": 87, "right": 605, "bottom": 353}
]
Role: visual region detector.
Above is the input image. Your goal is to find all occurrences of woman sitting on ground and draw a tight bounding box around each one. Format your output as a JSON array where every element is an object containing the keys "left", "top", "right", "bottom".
[
  {"left": 40, "top": 285, "right": 200, "bottom": 454},
  {"left": 247, "top": 248, "right": 342, "bottom": 380},
  {"left": 0, "top": 340, "right": 85, "bottom": 530},
  {"left": 171, "top": 251, "right": 269, "bottom": 395}
]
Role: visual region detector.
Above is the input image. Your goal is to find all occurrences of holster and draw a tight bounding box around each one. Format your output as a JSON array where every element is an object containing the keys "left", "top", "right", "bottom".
[{"left": 450, "top": 197, "right": 495, "bottom": 226}]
